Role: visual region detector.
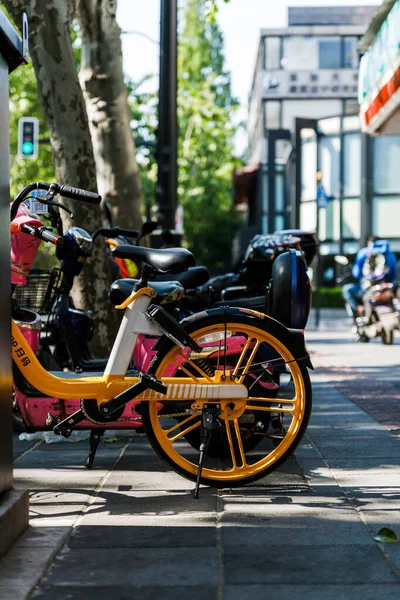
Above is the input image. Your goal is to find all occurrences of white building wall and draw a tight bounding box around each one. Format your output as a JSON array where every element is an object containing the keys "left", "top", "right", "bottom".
[{"left": 282, "top": 99, "right": 343, "bottom": 131}]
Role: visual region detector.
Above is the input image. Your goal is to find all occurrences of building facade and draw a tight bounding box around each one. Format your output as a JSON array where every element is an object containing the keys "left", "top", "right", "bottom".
[
  {"left": 235, "top": 5, "right": 379, "bottom": 256},
  {"left": 236, "top": 4, "right": 400, "bottom": 278},
  {"left": 248, "top": 5, "right": 377, "bottom": 166}
]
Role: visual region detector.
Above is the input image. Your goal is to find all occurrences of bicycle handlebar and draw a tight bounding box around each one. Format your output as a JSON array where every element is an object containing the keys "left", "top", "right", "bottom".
[
  {"left": 58, "top": 185, "right": 101, "bottom": 204},
  {"left": 10, "top": 182, "right": 102, "bottom": 221},
  {"left": 20, "top": 223, "right": 64, "bottom": 247}
]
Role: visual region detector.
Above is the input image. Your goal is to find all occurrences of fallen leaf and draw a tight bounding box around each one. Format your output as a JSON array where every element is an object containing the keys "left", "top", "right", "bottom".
[{"left": 373, "top": 527, "right": 399, "bottom": 543}]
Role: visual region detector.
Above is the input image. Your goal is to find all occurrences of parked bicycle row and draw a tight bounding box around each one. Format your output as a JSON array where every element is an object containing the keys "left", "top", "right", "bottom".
[{"left": 11, "top": 181, "right": 314, "bottom": 498}]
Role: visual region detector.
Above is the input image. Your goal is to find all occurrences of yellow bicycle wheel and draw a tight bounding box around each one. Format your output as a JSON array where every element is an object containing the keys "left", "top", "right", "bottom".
[{"left": 141, "top": 312, "right": 312, "bottom": 487}]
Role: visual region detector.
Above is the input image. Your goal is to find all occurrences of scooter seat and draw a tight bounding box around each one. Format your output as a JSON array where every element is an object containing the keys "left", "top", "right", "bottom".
[
  {"left": 213, "top": 295, "right": 267, "bottom": 312},
  {"left": 111, "top": 245, "right": 195, "bottom": 274},
  {"left": 152, "top": 266, "right": 210, "bottom": 289},
  {"left": 109, "top": 279, "right": 184, "bottom": 307}
]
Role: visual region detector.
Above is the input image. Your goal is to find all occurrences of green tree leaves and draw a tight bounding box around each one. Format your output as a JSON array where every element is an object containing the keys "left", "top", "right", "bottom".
[{"left": 178, "top": 0, "right": 242, "bottom": 269}]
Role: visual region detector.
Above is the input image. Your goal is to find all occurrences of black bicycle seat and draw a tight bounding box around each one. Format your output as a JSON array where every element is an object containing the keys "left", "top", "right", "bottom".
[
  {"left": 109, "top": 278, "right": 184, "bottom": 307},
  {"left": 152, "top": 266, "right": 210, "bottom": 288},
  {"left": 111, "top": 245, "right": 195, "bottom": 274}
]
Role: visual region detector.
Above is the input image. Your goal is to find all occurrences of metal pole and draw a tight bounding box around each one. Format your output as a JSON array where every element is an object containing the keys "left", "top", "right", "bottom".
[
  {"left": 156, "top": 0, "right": 178, "bottom": 231},
  {"left": 315, "top": 170, "right": 322, "bottom": 329}
]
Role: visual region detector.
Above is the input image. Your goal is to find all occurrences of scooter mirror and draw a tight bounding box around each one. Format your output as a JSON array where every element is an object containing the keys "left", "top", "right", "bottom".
[{"left": 334, "top": 255, "right": 349, "bottom": 266}]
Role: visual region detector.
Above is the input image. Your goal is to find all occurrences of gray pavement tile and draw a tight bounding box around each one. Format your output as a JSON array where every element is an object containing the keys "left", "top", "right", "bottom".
[
  {"left": 14, "top": 444, "right": 125, "bottom": 469},
  {"left": 326, "top": 457, "right": 400, "bottom": 470},
  {"left": 78, "top": 489, "right": 218, "bottom": 521},
  {"left": 220, "top": 513, "right": 373, "bottom": 546},
  {"left": 0, "top": 529, "right": 68, "bottom": 598},
  {"left": 382, "top": 544, "right": 400, "bottom": 572},
  {"left": 68, "top": 524, "right": 217, "bottom": 548},
  {"left": 13, "top": 437, "right": 40, "bottom": 460},
  {"left": 16, "top": 526, "right": 70, "bottom": 548},
  {"left": 13, "top": 467, "right": 114, "bottom": 491},
  {"left": 223, "top": 544, "right": 398, "bottom": 584},
  {"left": 310, "top": 437, "right": 400, "bottom": 459},
  {"left": 39, "top": 547, "right": 219, "bottom": 587},
  {"left": 222, "top": 584, "right": 400, "bottom": 600},
  {"left": 31, "top": 585, "right": 218, "bottom": 599}
]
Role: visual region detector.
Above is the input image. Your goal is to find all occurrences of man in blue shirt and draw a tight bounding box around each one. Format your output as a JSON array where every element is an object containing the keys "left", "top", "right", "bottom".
[{"left": 342, "top": 236, "right": 398, "bottom": 316}]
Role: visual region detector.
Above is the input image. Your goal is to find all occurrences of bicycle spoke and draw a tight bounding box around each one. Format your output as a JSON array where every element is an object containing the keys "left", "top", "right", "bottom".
[
  {"left": 245, "top": 404, "right": 294, "bottom": 414},
  {"left": 224, "top": 419, "right": 237, "bottom": 468},
  {"left": 231, "top": 337, "right": 253, "bottom": 377},
  {"left": 233, "top": 419, "right": 247, "bottom": 467},
  {"left": 169, "top": 419, "right": 201, "bottom": 443},
  {"left": 165, "top": 412, "right": 200, "bottom": 435},
  {"left": 238, "top": 338, "right": 261, "bottom": 383},
  {"left": 247, "top": 396, "right": 295, "bottom": 404}
]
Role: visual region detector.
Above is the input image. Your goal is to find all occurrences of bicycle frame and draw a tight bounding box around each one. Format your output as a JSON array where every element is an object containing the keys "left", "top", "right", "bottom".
[{"left": 12, "top": 286, "right": 249, "bottom": 407}]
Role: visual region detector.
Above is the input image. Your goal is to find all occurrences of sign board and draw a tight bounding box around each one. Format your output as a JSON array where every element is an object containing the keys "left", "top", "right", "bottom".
[
  {"left": 359, "top": 0, "right": 400, "bottom": 133},
  {"left": 263, "top": 69, "right": 359, "bottom": 100}
]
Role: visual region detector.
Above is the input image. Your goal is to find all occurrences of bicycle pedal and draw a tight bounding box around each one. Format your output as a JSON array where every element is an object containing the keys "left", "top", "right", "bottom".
[
  {"left": 53, "top": 424, "right": 72, "bottom": 438},
  {"left": 140, "top": 372, "right": 167, "bottom": 395},
  {"left": 52, "top": 408, "right": 85, "bottom": 438},
  {"left": 46, "top": 412, "right": 60, "bottom": 428}
]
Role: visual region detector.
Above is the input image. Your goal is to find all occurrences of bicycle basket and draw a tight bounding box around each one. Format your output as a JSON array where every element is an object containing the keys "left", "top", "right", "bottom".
[{"left": 12, "top": 268, "right": 61, "bottom": 315}]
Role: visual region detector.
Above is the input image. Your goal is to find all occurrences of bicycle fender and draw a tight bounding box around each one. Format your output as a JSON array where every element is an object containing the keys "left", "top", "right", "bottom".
[{"left": 152, "top": 306, "right": 313, "bottom": 370}]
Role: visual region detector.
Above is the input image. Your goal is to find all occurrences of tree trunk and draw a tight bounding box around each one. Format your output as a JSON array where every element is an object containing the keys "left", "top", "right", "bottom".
[
  {"left": 76, "top": 0, "right": 143, "bottom": 230},
  {"left": 4, "top": 0, "right": 118, "bottom": 353}
]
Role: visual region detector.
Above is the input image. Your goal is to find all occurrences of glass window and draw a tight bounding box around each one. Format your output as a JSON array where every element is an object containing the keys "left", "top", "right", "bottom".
[
  {"left": 265, "top": 101, "right": 281, "bottom": 130},
  {"left": 373, "top": 136, "right": 400, "bottom": 194},
  {"left": 343, "top": 37, "right": 358, "bottom": 69},
  {"left": 275, "top": 215, "right": 285, "bottom": 231},
  {"left": 283, "top": 36, "right": 318, "bottom": 71},
  {"left": 343, "top": 134, "right": 361, "bottom": 197},
  {"left": 344, "top": 100, "right": 359, "bottom": 116},
  {"left": 319, "top": 199, "right": 340, "bottom": 241},
  {"left": 372, "top": 196, "right": 400, "bottom": 237},
  {"left": 300, "top": 200, "right": 317, "bottom": 232},
  {"left": 319, "top": 37, "right": 341, "bottom": 69},
  {"left": 265, "top": 37, "right": 281, "bottom": 70},
  {"left": 319, "top": 136, "right": 340, "bottom": 198},
  {"left": 342, "top": 115, "right": 360, "bottom": 131},
  {"left": 317, "top": 117, "right": 340, "bottom": 135},
  {"left": 342, "top": 199, "right": 361, "bottom": 239},
  {"left": 301, "top": 132, "right": 317, "bottom": 201},
  {"left": 275, "top": 172, "right": 285, "bottom": 212}
]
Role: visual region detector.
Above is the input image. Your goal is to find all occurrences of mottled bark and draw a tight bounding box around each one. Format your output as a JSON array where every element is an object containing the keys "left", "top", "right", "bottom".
[
  {"left": 76, "top": 0, "right": 142, "bottom": 230},
  {"left": 4, "top": 0, "right": 118, "bottom": 353}
]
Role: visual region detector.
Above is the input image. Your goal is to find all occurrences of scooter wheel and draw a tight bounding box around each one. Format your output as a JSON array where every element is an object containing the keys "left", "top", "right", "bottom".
[{"left": 81, "top": 399, "right": 124, "bottom": 424}]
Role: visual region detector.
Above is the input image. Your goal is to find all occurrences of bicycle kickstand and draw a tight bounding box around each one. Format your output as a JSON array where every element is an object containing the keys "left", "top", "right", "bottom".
[
  {"left": 193, "top": 404, "right": 220, "bottom": 500},
  {"left": 85, "top": 429, "right": 105, "bottom": 469}
]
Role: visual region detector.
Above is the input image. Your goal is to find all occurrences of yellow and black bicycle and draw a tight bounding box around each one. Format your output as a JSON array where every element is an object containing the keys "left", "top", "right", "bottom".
[{"left": 11, "top": 182, "right": 312, "bottom": 497}]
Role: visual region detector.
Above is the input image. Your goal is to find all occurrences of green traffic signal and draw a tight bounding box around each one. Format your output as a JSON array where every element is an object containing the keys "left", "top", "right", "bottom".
[{"left": 21, "top": 141, "right": 34, "bottom": 155}]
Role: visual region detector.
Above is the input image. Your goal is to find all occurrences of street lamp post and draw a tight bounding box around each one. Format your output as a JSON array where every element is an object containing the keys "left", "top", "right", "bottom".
[{"left": 156, "top": 0, "right": 178, "bottom": 232}]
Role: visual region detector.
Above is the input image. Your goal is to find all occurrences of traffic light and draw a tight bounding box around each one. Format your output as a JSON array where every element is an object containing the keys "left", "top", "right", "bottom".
[{"left": 18, "top": 117, "right": 39, "bottom": 159}]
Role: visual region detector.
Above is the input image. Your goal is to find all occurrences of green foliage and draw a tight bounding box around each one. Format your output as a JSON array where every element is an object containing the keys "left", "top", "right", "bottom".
[
  {"left": 127, "top": 76, "right": 158, "bottom": 216},
  {"left": 9, "top": 61, "right": 55, "bottom": 199},
  {"left": 204, "top": 0, "right": 231, "bottom": 23},
  {"left": 8, "top": 60, "right": 56, "bottom": 267},
  {"left": 312, "top": 287, "right": 345, "bottom": 308},
  {"left": 178, "top": 0, "right": 242, "bottom": 269}
]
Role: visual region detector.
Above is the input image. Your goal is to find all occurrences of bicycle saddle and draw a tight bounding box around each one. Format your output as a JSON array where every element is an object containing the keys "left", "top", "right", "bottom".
[
  {"left": 111, "top": 245, "right": 195, "bottom": 274},
  {"left": 152, "top": 266, "right": 210, "bottom": 288},
  {"left": 109, "top": 278, "right": 184, "bottom": 307}
]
